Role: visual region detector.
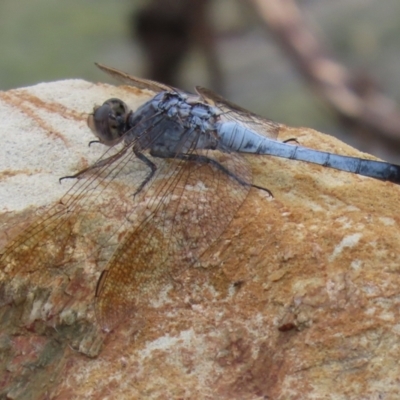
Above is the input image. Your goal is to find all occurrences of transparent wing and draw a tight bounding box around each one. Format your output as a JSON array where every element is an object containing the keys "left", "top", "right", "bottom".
[
  {"left": 0, "top": 139, "right": 151, "bottom": 285},
  {"left": 95, "top": 63, "right": 174, "bottom": 93},
  {"left": 1, "top": 104, "right": 252, "bottom": 332},
  {"left": 95, "top": 141, "right": 252, "bottom": 332},
  {"left": 196, "top": 86, "right": 280, "bottom": 139},
  {"left": 0, "top": 103, "right": 183, "bottom": 288}
]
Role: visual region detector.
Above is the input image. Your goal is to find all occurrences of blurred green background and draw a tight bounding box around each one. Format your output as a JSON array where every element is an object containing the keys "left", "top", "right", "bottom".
[{"left": 1, "top": 0, "right": 400, "bottom": 160}]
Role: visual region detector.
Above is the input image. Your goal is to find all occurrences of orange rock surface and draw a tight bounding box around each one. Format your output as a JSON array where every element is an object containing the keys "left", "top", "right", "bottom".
[{"left": 1, "top": 79, "right": 400, "bottom": 399}]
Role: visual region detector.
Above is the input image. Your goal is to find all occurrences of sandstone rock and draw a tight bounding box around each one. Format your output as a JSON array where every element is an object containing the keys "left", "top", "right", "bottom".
[{"left": 1, "top": 78, "right": 400, "bottom": 399}]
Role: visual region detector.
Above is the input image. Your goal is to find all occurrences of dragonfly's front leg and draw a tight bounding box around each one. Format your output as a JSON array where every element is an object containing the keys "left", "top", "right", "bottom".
[{"left": 59, "top": 146, "right": 129, "bottom": 182}]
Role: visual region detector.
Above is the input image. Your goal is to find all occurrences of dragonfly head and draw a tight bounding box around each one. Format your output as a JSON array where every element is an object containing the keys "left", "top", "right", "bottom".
[{"left": 87, "top": 98, "right": 130, "bottom": 146}]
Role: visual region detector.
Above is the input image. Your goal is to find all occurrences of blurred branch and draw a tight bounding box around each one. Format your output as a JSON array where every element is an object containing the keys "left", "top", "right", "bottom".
[
  {"left": 249, "top": 0, "right": 400, "bottom": 149},
  {"left": 133, "top": 0, "right": 223, "bottom": 92}
]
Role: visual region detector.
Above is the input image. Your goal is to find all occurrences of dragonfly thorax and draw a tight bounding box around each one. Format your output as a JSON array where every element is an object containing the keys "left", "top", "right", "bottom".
[{"left": 118, "top": 91, "right": 221, "bottom": 155}]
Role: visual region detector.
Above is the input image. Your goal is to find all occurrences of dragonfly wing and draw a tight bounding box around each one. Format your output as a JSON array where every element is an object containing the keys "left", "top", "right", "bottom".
[
  {"left": 95, "top": 145, "right": 251, "bottom": 332},
  {"left": 95, "top": 63, "right": 175, "bottom": 93},
  {"left": 0, "top": 136, "right": 154, "bottom": 290},
  {"left": 196, "top": 86, "right": 280, "bottom": 139}
]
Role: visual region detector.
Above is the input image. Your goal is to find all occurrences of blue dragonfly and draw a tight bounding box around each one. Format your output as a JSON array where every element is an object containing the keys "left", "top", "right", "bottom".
[{"left": 2, "top": 64, "right": 399, "bottom": 332}]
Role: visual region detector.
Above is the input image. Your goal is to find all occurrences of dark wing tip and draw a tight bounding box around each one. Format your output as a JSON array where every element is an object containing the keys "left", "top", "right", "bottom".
[{"left": 94, "top": 62, "right": 174, "bottom": 94}]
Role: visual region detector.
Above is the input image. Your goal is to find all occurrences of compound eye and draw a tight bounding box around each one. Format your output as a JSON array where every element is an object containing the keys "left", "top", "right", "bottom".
[{"left": 87, "top": 98, "right": 129, "bottom": 146}]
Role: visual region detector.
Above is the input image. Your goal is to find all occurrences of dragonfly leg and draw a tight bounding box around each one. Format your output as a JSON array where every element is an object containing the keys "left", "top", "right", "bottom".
[
  {"left": 172, "top": 152, "right": 273, "bottom": 197},
  {"left": 250, "top": 183, "right": 273, "bottom": 197},
  {"left": 283, "top": 137, "right": 299, "bottom": 144},
  {"left": 59, "top": 146, "right": 129, "bottom": 183},
  {"left": 133, "top": 150, "right": 157, "bottom": 197}
]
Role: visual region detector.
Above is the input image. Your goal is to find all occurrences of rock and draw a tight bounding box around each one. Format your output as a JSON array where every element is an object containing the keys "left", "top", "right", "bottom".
[{"left": 1, "top": 78, "right": 400, "bottom": 399}]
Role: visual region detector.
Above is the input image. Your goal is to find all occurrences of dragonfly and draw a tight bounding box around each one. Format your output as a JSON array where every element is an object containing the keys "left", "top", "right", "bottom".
[{"left": 1, "top": 64, "right": 400, "bottom": 333}]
